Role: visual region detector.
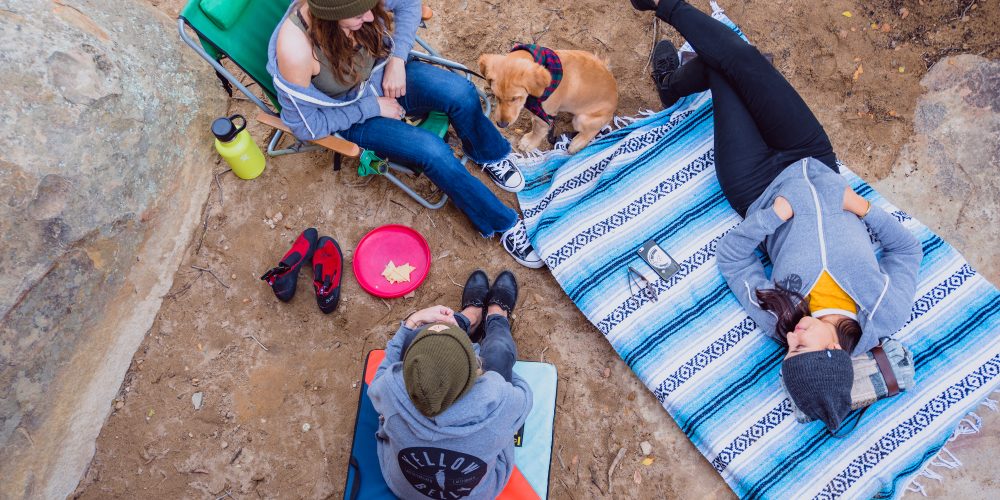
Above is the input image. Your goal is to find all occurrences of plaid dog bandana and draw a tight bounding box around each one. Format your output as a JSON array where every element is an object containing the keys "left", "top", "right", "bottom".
[{"left": 510, "top": 43, "right": 563, "bottom": 124}]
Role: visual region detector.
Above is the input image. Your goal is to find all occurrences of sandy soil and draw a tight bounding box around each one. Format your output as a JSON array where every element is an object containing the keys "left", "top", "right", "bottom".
[{"left": 76, "top": 0, "right": 1000, "bottom": 498}]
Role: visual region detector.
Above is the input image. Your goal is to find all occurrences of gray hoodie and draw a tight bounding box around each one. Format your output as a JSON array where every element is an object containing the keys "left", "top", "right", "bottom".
[
  {"left": 717, "top": 158, "right": 923, "bottom": 356},
  {"left": 265, "top": 0, "right": 422, "bottom": 140},
  {"left": 369, "top": 324, "right": 532, "bottom": 499}
]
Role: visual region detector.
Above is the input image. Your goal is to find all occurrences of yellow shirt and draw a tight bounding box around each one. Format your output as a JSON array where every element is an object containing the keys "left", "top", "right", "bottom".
[{"left": 807, "top": 270, "right": 858, "bottom": 320}]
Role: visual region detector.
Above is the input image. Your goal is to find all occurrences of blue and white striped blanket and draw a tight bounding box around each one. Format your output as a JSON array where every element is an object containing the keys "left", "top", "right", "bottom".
[{"left": 515, "top": 11, "right": 1000, "bottom": 498}]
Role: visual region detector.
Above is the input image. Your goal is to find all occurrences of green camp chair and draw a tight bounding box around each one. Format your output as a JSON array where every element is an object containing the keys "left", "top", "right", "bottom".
[{"left": 178, "top": 0, "right": 491, "bottom": 209}]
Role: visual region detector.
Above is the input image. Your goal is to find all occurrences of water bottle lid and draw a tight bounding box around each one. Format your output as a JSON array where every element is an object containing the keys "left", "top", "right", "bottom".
[{"left": 211, "top": 117, "right": 238, "bottom": 142}]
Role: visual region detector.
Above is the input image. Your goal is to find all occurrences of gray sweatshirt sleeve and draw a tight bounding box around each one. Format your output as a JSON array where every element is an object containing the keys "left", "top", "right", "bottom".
[
  {"left": 505, "top": 374, "right": 533, "bottom": 431},
  {"left": 384, "top": 0, "right": 421, "bottom": 60},
  {"left": 862, "top": 206, "right": 923, "bottom": 333},
  {"left": 716, "top": 207, "right": 787, "bottom": 340},
  {"left": 277, "top": 89, "right": 381, "bottom": 140}
]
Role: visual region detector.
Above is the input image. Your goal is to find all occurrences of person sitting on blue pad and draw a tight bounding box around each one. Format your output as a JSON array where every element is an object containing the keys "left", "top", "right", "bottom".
[{"left": 368, "top": 270, "right": 532, "bottom": 499}]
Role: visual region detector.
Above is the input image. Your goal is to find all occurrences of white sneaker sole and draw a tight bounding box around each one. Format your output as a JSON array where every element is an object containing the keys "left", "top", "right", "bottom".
[{"left": 491, "top": 175, "right": 525, "bottom": 193}]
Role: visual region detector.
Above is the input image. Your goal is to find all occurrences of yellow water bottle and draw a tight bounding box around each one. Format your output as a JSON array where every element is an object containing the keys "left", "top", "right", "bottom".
[{"left": 212, "top": 114, "right": 265, "bottom": 180}]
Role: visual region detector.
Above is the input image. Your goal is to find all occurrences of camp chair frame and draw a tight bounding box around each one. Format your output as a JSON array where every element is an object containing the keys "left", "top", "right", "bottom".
[{"left": 178, "top": 3, "right": 492, "bottom": 210}]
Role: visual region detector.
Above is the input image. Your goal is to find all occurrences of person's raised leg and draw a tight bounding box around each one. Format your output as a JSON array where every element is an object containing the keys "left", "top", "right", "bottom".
[
  {"left": 705, "top": 67, "right": 789, "bottom": 216},
  {"left": 479, "top": 270, "right": 519, "bottom": 382},
  {"left": 340, "top": 117, "right": 518, "bottom": 236},
  {"left": 400, "top": 61, "right": 526, "bottom": 192},
  {"left": 649, "top": 0, "right": 837, "bottom": 168}
]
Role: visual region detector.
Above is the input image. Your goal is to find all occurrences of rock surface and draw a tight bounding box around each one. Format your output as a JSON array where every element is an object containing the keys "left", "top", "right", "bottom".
[
  {"left": 0, "top": 0, "right": 225, "bottom": 497},
  {"left": 873, "top": 54, "right": 1000, "bottom": 498},
  {"left": 874, "top": 55, "right": 1000, "bottom": 281}
]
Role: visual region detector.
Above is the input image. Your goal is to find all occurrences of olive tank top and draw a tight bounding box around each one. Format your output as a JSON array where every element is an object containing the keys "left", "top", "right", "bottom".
[{"left": 290, "top": 9, "right": 376, "bottom": 98}]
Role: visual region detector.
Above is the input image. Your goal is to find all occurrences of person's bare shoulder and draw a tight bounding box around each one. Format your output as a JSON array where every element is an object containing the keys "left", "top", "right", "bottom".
[{"left": 276, "top": 20, "right": 315, "bottom": 87}]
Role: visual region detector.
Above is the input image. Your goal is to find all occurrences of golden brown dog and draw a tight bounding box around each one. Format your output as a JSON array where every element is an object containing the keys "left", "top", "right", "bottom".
[{"left": 478, "top": 48, "right": 618, "bottom": 154}]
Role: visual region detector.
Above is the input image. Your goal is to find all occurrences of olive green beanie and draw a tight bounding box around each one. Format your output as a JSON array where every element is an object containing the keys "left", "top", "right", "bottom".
[
  {"left": 402, "top": 323, "right": 478, "bottom": 417},
  {"left": 307, "top": 0, "right": 378, "bottom": 21}
]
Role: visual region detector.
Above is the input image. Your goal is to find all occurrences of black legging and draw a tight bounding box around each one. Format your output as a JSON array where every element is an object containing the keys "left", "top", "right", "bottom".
[{"left": 656, "top": 0, "right": 838, "bottom": 216}]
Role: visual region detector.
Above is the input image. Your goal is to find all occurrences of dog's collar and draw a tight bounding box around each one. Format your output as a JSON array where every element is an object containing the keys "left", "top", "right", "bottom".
[{"left": 510, "top": 44, "right": 563, "bottom": 124}]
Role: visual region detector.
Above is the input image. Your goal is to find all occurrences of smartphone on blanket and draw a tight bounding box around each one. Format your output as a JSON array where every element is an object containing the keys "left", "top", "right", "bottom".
[{"left": 638, "top": 239, "right": 681, "bottom": 282}]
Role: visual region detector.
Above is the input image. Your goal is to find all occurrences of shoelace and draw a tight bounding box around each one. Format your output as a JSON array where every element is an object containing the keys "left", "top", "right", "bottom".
[
  {"left": 314, "top": 277, "right": 332, "bottom": 297},
  {"left": 483, "top": 159, "right": 514, "bottom": 179},
  {"left": 508, "top": 224, "right": 531, "bottom": 254}
]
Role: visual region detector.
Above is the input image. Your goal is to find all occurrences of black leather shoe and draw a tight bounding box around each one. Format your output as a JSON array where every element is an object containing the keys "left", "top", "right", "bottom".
[
  {"left": 486, "top": 270, "right": 519, "bottom": 316},
  {"left": 461, "top": 270, "right": 490, "bottom": 341},
  {"left": 651, "top": 40, "right": 680, "bottom": 88},
  {"left": 630, "top": 0, "right": 657, "bottom": 11},
  {"left": 461, "top": 270, "right": 490, "bottom": 309}
]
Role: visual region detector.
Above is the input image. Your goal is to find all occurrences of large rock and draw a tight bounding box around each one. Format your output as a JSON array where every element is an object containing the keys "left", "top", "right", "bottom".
[
  {"left": 873, "top": 55, "right": 1000, "bottom": 496},
  {"left": 0, "top": 0, "right": 226, "bottom": 497},
  {"left": 874, "top": 55, "right": 1000, "bottom": 282}
]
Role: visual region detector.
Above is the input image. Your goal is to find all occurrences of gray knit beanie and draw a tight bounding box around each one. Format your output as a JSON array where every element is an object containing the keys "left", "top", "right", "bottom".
[
  {"left": 403, "top": 323, "right": 478, "bottom": 417},
  {"left": 782, "top": 349, "right": 853, "bottom": 432},
  {"left": 307, "top": 0, "right": 378, "bottom": 21}
]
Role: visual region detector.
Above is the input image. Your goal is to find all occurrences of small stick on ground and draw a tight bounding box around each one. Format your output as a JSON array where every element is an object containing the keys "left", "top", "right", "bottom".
[
  {"left": 230, "top": 447, "right": 244, "bottom": 464},
  {"left": 163, "top": 273, "right": 203, "bottom": 299},
  {"left": 245, "top": 334, "right": 270, "bottom": 352},
  {"left": 558, "top": 478, "right": 577, "bottom": 500},
  {"left": 389, "top": 199, "right": 418, "bottom": 216},
  {"left": 445, "top": 272, "right": 464, "bottom": 289},
  {"left": 424, "top": 212, "right": 436, "bottom": 228},
  {"left": 380, "top": 298, "right": 392, "bottom": 311},
  {"left": 214, "top": 168, "right": 232, "bottom": 207},
  {"left": 540, "top": 346, "right": 549, "bottom": 363},
  {"left": 607, "top": 447, "right": 626, "bottom": 494},
  {"left": 556, "top": 445, "right": 566, "bottom": 470},
  {"left": 191, "top": 265, "right": 230, "bottom": 289}
]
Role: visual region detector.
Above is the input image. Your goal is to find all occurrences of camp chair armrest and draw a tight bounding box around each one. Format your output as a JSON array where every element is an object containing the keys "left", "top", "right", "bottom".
[
  {"left": 421, "top": 4, "right": 432, "bottom": 21},
  {"left": 256, "top": 113, "right": 361, "bottom": 157}
]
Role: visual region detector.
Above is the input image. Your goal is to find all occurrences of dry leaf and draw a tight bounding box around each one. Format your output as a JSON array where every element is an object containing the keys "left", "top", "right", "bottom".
[
  {"left": 871, "top": 23, "right": 879, "bottom": 30},
  {"left": 403, "top": 291, "right": 416, "bottom": 298},
  {"left": 381, "top": 261, "right": 416, "bottom": 284},
  {"left": 898, "top": 66, "right": 906, "bottom": 73},
  {"left": 852, "top": 64, "right": 864, "bottom": 81},
  {"left": 641, "top": 457, "right": 655, "bottom": 466},
  {"left": 602, "top": 367, "right": 611, "bottom": 378},
  {"left": 842, "top": 11, "right": 852, "bottom": 17},
  {"left": 881, "top": 23, "right": 892, "bottom": 32},
  {"left": 888, "top": 110, "right": 898, "bottom": 117},
  {"left": 853, "top": 56, "right": 862, "bottom": 62},
  {"left": 633, "top": 470, "right": 642, "bottom": 485},
  {"left": 900, "top": 7, "right": 909, "bottom": 19}
]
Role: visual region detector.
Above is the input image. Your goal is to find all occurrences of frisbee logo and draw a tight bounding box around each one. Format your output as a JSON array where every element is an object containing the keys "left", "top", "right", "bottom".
[{"left": 397, "top": 447, "right": 487, "bottom": 498}]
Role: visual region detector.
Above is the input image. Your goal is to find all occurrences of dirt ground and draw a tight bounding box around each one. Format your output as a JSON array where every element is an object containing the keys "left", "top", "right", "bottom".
[{"left": 75, "top": 0, "right": 1000, "bottom": 498}]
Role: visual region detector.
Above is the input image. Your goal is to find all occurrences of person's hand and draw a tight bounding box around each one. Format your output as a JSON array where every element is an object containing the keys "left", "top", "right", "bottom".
[
  {"left": 842, "top": 187, "right": 871, "bottom": 217},
  {"left": 382, "top": 56, "right": 407, "bottom": 98},
  {"left": 377, "top": 96, "right": 405, "bottom": 120},
  {"left": 404, "top": 305, "right": 457, "bottom": 329},
  {"left": 772, "top": 196, "right": 794, "bottom": 221}
]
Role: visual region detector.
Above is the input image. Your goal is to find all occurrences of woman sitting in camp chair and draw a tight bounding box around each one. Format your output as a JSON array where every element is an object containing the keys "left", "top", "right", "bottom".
[
  {"left": 267, "top": 0, "right": 543, "bottom": 268},
  {"left": 632, "top": 0, "right": 923, "bottom": 434}
]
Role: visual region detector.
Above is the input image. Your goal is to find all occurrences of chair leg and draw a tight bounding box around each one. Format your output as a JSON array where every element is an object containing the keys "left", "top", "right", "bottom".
[{"left": 384, "top": 163, "right": 448, "bottom": 210}]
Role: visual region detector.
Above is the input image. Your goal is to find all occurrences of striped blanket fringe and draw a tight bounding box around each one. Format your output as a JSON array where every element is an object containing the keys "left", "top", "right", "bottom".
[
  {"left": 907, "top": 390, "right": 999, "bottom": 496},
  {"left": 513, "top": 5, "right": 1000, "bottom": 498}
]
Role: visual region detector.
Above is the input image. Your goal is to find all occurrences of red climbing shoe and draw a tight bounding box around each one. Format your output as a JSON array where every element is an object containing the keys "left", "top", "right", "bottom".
[
  {"left": 312, "top": 236, "right": 343, "bottom": 314},
  {"left": 260, "top": 228, "right": 318, "bottom": 302}
]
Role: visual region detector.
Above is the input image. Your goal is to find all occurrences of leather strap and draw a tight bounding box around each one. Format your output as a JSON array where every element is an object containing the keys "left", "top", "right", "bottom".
[{"left": 871, "top": 345, "right": 900, "bottom": 397}]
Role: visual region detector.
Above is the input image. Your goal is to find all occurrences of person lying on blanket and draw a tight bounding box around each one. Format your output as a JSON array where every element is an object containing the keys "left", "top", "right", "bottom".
[
  {"left": 267, "top": 0, "right": 544, "bottom": 268},
  {"left": 368, "top": 270, "right": 532, "bottom": 499},
  {"left": 632, "top": 0, "right": 923, "bottom": 433}
]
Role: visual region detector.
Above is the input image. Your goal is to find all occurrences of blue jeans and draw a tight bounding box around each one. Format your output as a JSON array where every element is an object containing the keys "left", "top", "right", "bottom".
[
  {"left": 340, "top": 61, "right": 518, "bottom": 236},
  {"left": 455, "top": 313, "right": 517, "bottom": 383}
]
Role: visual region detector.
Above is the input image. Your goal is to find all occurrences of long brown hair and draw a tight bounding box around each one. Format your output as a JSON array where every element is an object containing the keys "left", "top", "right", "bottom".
[
  {"left": 299, "top": 1, "right": 393, "bottom": 85},
  {"left": 756, "top": 286, "right": 861, "bottom": 353}
]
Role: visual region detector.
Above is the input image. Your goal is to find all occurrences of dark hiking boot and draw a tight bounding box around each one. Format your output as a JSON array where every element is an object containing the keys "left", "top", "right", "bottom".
[
  {"left": 486, "top": 270, "right": 519, "bottom": 317},
  {"left": 312, "top": 236, "right": 343, "bottom": 314},
  {"left": 460, "top": 270, "right": 490, "bottom": 342},
  {"left": 261, "top": 228, "right": 318, "bottom": 302}
]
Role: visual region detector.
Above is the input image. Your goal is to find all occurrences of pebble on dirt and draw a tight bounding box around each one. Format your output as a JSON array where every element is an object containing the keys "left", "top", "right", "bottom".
[{"left": 192, "top": 392, "right": 204, "bottom": 410}]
